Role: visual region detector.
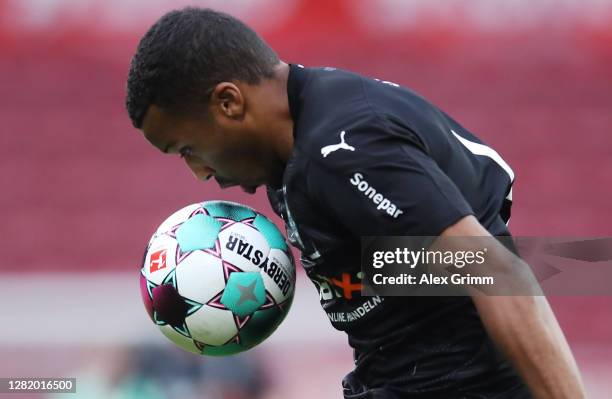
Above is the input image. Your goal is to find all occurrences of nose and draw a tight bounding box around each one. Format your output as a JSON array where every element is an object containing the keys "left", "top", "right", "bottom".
[{"left": 183, "top": 154, "right": 215, "bottom": 181}]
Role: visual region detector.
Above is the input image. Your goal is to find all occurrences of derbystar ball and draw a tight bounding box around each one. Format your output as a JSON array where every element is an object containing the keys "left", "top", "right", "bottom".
[{"left": 140, "top": 201, "right": 295, "bottom": 356}]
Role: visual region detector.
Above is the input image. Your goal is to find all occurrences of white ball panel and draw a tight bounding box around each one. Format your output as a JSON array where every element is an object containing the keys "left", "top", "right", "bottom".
[
  {"left": 159, "top": 325, "right": 201, "bottom": 355},
  {"left": 143, "top": 235, "right": 178, "bottom": 285},
  {"left": 155, "top": 203, "right": 201, "bottom": 234},
  {"left": 218, "top": 222, "right": 270, "bottom": 273},
  {"left": 175, "top": 252, "right": 226, "bottom": 303},
  {"left": 186, "top": 306, "right": 237, "bottom": 346}
]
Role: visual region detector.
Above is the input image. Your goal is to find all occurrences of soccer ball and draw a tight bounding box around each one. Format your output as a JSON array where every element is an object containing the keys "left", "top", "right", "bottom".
[{"left": 140, "top": 200, "right": 295, "bottom": 356}]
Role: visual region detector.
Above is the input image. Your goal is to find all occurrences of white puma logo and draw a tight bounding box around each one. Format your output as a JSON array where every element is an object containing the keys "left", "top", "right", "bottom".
[{"left": 321, "top": 131, "right": 355, "bottom": 158}]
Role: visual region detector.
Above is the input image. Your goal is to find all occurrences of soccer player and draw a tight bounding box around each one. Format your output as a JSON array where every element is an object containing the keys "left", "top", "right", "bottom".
[{"left": 126, "top": 8, "right": 586, "bottom": 399}]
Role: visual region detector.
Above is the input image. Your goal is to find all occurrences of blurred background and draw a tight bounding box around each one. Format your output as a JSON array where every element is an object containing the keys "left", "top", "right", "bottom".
[{"left": 1, "top": 0, "right": 611, "bottom": 397}]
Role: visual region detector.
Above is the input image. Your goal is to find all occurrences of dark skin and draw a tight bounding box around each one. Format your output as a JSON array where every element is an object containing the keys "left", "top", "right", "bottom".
[
  {"left": 138, "top": 61, "right": 586, "bottom": 399},
  {"left": 140, "top": 62, "right": 294, "bottom": 193}
]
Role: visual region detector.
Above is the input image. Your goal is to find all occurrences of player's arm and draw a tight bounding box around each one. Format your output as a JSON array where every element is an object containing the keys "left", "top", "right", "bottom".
[{"left": 441, "top": 215, "right": 587, "bottom": 399}]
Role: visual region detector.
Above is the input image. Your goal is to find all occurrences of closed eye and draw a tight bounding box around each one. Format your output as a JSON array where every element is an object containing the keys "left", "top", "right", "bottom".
[{"left": 179, "top": 146, "right": 192, "bottom": 158}]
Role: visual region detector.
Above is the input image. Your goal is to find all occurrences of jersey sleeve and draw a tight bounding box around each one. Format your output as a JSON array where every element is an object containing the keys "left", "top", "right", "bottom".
[{"left": 306, "top": 126, "right": 474, "bottom": 237}]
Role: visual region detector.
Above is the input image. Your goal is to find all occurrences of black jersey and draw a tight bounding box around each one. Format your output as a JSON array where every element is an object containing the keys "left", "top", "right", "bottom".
[{"left": 267, "top": 65, "right": 525, "bottom": 396}]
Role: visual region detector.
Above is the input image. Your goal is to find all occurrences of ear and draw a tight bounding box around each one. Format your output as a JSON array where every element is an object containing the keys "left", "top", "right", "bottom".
[{"left": 210, "top": 82, "right": 245, "bottom": 120}]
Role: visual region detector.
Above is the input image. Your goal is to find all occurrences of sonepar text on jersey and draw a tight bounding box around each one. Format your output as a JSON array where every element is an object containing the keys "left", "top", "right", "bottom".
[{"left": 350, "top": 172, "right": 404, "bottom": 218}]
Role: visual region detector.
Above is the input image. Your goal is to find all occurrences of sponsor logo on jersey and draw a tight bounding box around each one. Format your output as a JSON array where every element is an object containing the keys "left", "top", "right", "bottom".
[
  {"left": 350, "top": 173, "right": 404, "bottom": 218},
  {"left": 149, "top": 249, "right": 167, "bottom": 273},
  {"left": 327, "top": 296, "right": 384, "bottom": 323},
  {"left": 310, "top": 271, "right": 363, "bottom": 300},
  {"left": 310, "top": 271, "right": 385, "bottom": 323},
  {"left": 321, "top": 130, "right": 355, "bottom": 158}
]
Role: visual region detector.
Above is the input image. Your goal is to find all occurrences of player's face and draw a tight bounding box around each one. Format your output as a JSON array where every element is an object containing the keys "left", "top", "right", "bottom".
[{"left": 140, "top": 104, "right": 269, "bottom": 194}]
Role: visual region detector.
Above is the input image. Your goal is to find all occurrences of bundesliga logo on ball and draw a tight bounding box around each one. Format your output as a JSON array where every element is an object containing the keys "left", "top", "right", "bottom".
[{"left": 140, "top": 201, "right": 296, "bottom": 356}]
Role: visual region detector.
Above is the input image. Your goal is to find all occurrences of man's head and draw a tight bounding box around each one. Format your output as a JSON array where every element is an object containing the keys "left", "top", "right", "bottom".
[{"left": 126, "top": 8, "right": 291, "bottom": 193}]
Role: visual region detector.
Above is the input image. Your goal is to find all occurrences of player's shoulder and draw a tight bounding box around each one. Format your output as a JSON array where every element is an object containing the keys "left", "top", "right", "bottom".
[
  {"left": 301, "top": 65, "right": 364, "bottom": 95},
  {"left": 292, "top": 66, "right": 388, "bottom": 164},
  {"left": 293, "top": 65, "right": 429, "bottom": 156},
  {"left": 295, "top": 65, "right": 371, "bottom": 127}
]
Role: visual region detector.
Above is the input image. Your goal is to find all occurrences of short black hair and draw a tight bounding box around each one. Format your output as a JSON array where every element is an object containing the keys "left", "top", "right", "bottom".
[{"left": 126, "top": 7, "right": 279, "bottom": 128}]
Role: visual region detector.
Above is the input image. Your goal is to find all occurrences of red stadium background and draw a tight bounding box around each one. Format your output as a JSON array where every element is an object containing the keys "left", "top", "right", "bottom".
[{"left": 1, "top": 0, "right": 611, "bottom": 398}]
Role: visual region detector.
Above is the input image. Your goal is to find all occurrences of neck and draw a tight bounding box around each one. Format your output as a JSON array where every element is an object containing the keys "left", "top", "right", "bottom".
[
  {"left": 250, "top": 61, "right": 294, "bottom": 186},
  {"left": 268, "top": 62, "right": 294, "bottom": 163}
]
